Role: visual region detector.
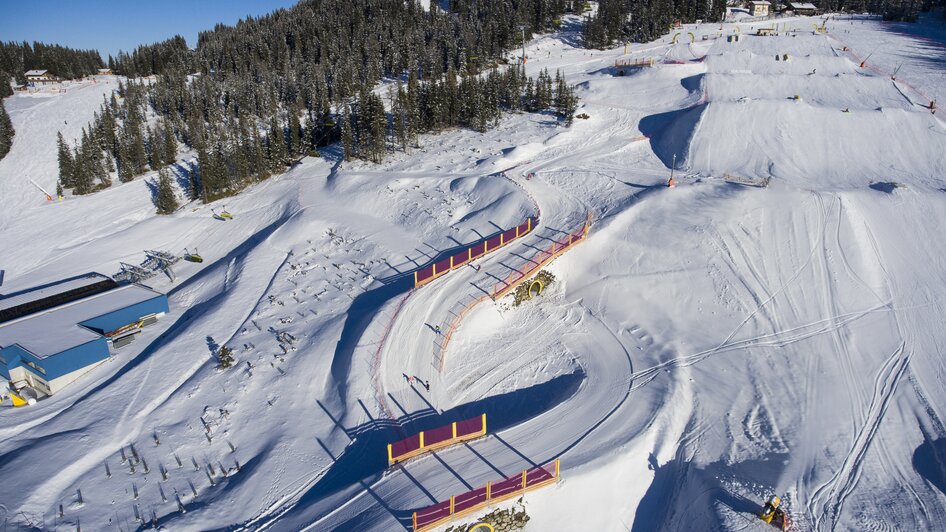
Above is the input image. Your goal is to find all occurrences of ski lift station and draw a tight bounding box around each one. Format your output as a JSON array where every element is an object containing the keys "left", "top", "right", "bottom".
[{"left": 0, "top": 273, "right": 168, "bottom": 397}]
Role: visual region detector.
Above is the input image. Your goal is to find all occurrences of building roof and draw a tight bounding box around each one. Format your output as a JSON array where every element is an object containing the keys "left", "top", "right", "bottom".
[
  {"left": 789, "top": 2, "right": 817, "bottom": 8},
  {"left": 750, "top": 1, "right": 770, "bottom": 5},
  {"left": 0, "top": 273, "right": 113, "bottom": 314},
  {"left": 0, "top": 284, "right": 165, "bottom": 358},
  {"left": 25, "top": 69, "right": 48, "bottom": 76}
]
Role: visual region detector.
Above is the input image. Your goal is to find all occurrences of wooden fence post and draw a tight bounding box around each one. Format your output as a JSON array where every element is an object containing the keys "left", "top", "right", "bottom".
[
  {"left": 387, "top": 444, "right": 393, "bottom": 464},
  {"left": 413, "top": 512, "right": 418, "bottom": 530},
  {"left": 452, "top": 422, "right": 457, "bottom": 439},
  {"left": 481, "top": 413, "right": 487, "bottom": 434},
  {"left": 500, "top": 233, "right": 505, "bottom": 246},
  {"left": 414, "top": 271, "right": 418, "bottom": 286},
  {"left": 487, "top": 481, "right": 492, "bottom": 503},
  {"left": 555, "top": 459, "right": 560, "bottom": 478},
  {"left": 450, "top": 495, "right": 455, "bottom": 515},
  {"left": 419, "top": 431, "right": 425, "bottom": 448},
  {"left": 522, "top": 470, "right": 527, "bottom": 494},
  {"left": 432, "top": 264, "right": 437, "bottom": 276},
  {"left": 450, "top": 256, "right": 454, "bottom": 269},
  {"left": 468, "top": 248, "right": 472, "bottom": 261}
]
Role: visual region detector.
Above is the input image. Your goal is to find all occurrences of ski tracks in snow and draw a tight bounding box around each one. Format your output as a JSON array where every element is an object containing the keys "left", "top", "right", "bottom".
[{"left": 807, "top": 342, "right": 911, "bottom": 531}]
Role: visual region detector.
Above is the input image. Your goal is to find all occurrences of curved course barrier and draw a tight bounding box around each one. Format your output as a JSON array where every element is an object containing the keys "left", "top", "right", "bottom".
[
  {"left": 433, "top": 214, "right": 592, "bottom": 371},
  {"left": 414, "top": 218, "right": 535, "bottom": 288},
  {"left": 412, "top": 459, "right": 561, "bottom": 531},
  {"left": 388, "top": 414, "right": 487, "bottom": 465}
]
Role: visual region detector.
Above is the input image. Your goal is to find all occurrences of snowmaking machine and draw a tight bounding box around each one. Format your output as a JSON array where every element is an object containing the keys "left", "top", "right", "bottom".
[{"left": 759, "top": 495, "right": 788, "bottom": 530}]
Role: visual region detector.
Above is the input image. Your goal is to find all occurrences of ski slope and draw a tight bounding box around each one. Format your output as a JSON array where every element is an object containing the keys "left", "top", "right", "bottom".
[{"left": 2, "top": 12, "right": 946, "bottom": 532}]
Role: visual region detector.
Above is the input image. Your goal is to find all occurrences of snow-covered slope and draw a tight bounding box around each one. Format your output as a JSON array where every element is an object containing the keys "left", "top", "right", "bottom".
[{"left": 2, "top": 13, "right": 946, "bottom": 532}]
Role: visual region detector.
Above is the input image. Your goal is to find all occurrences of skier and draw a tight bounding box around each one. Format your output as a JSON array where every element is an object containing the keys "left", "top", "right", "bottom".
[
  {"left": 424, "top": 380, "right": 430, "bottom": 391},
  {"left": 435, "top": 325, "right": 442, "bottom": 335},
  {"left": 931, "top": 100, "right": 937, "bottom": 115}
]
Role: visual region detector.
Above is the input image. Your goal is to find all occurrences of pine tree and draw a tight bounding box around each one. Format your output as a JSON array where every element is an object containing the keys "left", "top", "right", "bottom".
[
  {"left": 0, "top": 100, "right": 14, "bottom": 162},
  {"left": 217, "top": 345, "right": 235, "bottom": 369},
  {"left": 162, "top": 118, "right": 177, "bottom": 166},
  {"left": 554, "top": 70, "right": 577, "bottom": 124},
  {"left": 288, "top": 109, "right": 302, "bottom": 159},
  {"left": 340, "top": 107, "right": 354, "bottom": 160},
  {"left": 155, "top": 167, "right": 179, "bottom": 214},
  {"left": 267, "top": 115, "right": 287, "bottom": 170},
  {"left": 146, "top": 126, "right": 162, "bottom": 170},
  {"left": 56, "top": 131, "right": 74, "bottom": 187},
  {"left": 72, "top": 144, "right": 94, "bottom": 195},
  {"left": 117, "top": 138, "right": 134, "bottom": 183}
]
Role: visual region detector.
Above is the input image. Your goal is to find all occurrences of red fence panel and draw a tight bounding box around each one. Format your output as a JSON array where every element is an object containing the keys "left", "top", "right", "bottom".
[
  {"left": 390, "top": 434, "right": 421, "bottom": 460},
  {"left": 486, "top": 235, "right": 502, "bottom": 251},
  {"left": 435, "top": 258, "right": 452, "bottom": 275},
  {"left": 455, "top": 416, "right": 484, "bottom": 438},
  {"left": 451, "top": 249, "right": 470, "bottom": 267},
  {"left": 424, "top": 425, "right": 454, "bottom": 448},
  {"left": 502, "top": 228, "right": 518, "bottom": 243},
  {"left": 526, "top": 464, "right": 555, "bottom": 486},
  {"left": 454, "top": 486, "right": 488, "bottom": 514},
  {"left": 414, "top": 500, "right": 452, "bottom": 530},
  {"left": 415, "top": 265, "right": 435, "bottom": 285},
  {"left": 489, "top": 476, "right": 523, "bottom": 500}
]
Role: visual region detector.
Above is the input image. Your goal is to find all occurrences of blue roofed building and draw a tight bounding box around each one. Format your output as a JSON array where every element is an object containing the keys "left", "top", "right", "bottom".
[{"left": 0, "top": 273, "right": 169, "bottom": 397}]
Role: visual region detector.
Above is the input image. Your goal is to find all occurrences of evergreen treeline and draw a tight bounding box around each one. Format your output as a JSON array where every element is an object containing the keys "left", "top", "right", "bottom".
[
  {"left": 64, "top": 0, "right": 578, "bottom": 204},
  {"left": 584, "top": 0, "right": 727, "bottom": 48},
  {"left": 0, "top": 100, "right": 13, "bottom": 161},
  {"left": 56, "top": 80, "right": 178, "bottom": 196},
  {"left": 0, "top": 41, "right": 103, "bottom": 96}
]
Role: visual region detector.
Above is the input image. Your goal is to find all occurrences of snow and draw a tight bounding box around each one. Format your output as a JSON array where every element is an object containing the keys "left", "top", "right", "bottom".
[{"left": 2, "top": 11, "right": 946, "bottom": 532}]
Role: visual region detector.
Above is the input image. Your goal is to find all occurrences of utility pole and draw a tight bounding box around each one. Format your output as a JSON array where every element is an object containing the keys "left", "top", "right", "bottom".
[
  {"left": 668, "top": 153, "right": 677, "bottom": 188},
  {"left": 520, "top": 25, "right": 527, "bottom": 65}
]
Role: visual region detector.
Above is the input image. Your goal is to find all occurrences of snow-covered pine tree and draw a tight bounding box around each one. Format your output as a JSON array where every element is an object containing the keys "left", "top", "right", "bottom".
[
  {"left": 155, "top": 167, "right": 179, "bottom": 215},
  {"left": 56, "top": 132, "right": 75, "bottom": 188},
  {"left": 0, "top": 100, "right": 14, "bottom": 161},
  {"left": 162, "top": 118, "right": 177, "bottom": 166}
]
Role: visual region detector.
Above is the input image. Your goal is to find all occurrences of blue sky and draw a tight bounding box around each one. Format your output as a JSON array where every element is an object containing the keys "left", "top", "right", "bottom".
[{"left": 0, "top": 0, "right": 299, "bottom": 59}]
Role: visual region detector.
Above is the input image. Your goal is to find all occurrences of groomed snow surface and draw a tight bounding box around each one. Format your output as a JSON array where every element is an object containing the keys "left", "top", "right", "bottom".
[{"left": 2, "top": 13, "right": 946, "bottom": 532}]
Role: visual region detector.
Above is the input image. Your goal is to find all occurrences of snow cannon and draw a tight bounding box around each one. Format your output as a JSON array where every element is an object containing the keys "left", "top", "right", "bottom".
[{"left": 759, "top": 495, "right": 788, "bottom": 530}]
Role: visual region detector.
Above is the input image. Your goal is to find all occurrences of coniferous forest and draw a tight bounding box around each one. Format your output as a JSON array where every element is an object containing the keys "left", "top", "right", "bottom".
[{"left": 56, "top": 0, "right": 577, "bottom": 205}]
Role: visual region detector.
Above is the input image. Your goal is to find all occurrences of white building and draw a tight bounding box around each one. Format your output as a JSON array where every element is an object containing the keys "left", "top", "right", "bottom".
[{"left": 750, "top": 1, "right": 771, "bottom": 17}]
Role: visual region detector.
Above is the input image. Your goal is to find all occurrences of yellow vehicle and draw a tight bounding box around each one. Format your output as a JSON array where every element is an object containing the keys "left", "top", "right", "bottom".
[{"left": 760, "top": 495, "right": 788, "bottom": 530}]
